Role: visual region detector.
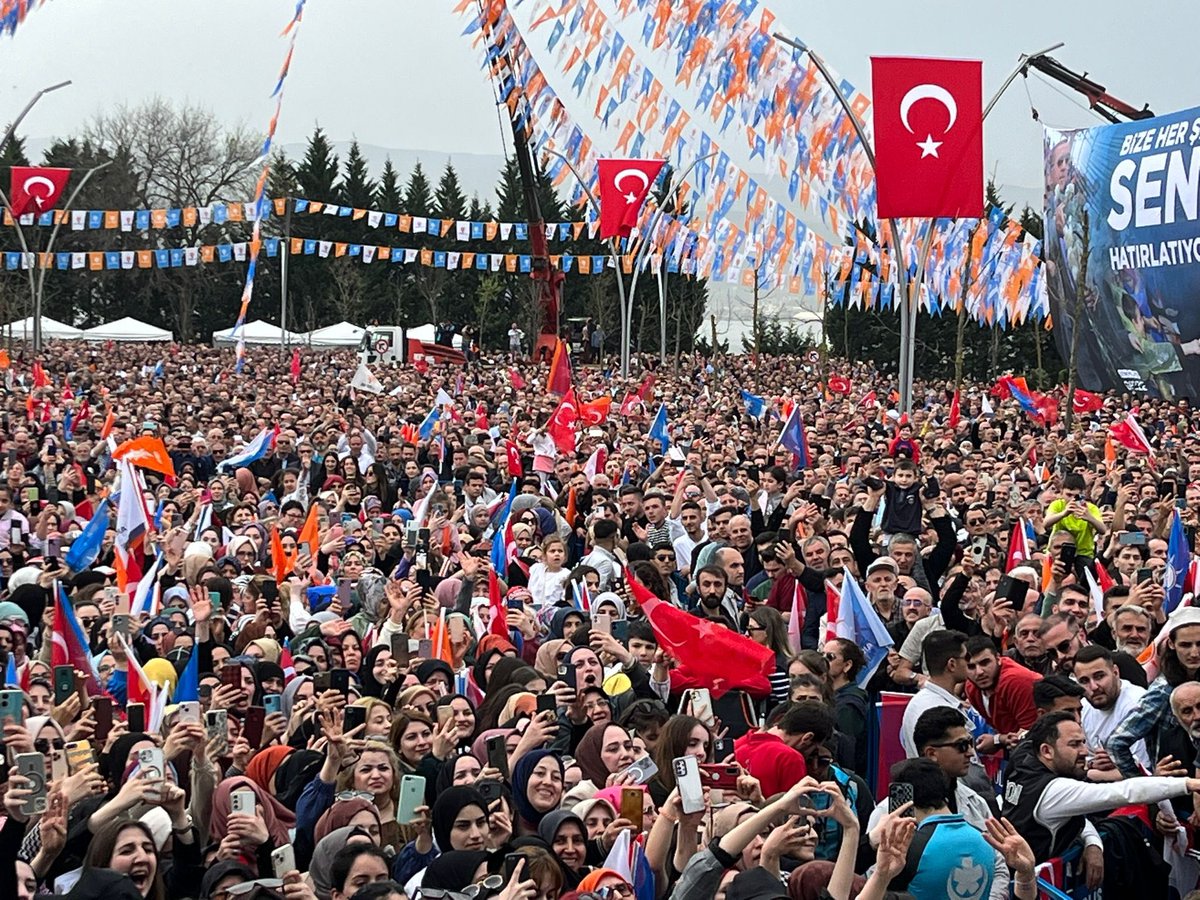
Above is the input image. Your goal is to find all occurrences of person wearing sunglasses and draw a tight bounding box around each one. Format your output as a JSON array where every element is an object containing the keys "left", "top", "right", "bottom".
[{"left": 869, "top": 707, "right": 993, "bottom": 838}]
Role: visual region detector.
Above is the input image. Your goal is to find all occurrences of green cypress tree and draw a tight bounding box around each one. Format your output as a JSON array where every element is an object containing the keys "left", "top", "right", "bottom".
[
  {"left": 376, "top": 158, "right": 402, "bottom": 211},
  {"left": 403, "top": 161, "right": 434, "bottom": 217},
  {"left": 434, "top": 162, "right": 468, "bottom": 220},
  {"left": 341, "top": 140, "right": 377, "bottom": 210},
  {"left": 294, "top": 126, "right": 340, "bottom": 203}
]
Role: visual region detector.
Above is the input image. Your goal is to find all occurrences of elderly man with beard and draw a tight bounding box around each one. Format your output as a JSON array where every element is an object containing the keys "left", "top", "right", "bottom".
[
  {"left": 1112, "top": 604, "right": 1153, "bottom": 656},
  {"left": 1169, "top": 682, "right": 1200, "bottom": 826}
]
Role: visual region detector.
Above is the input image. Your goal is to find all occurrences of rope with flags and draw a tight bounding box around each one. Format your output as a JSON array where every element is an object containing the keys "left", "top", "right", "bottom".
[{"left": 229, "top": 0, "right": 307, "bottom": 372}]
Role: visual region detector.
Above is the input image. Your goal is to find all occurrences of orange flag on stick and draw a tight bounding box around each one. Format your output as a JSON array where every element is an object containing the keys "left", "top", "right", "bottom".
[
  {"left": 270, "top": 525, "right": 293, "bottom": 583},
  {"left": 112, "top": 435, "right": 176, "bottom": 485},
  {"left": 547, "top": 339, "right": 572, "bottom": 396},
  {"left": 297, "top": 503, "right": 320, "bottom": 555}
]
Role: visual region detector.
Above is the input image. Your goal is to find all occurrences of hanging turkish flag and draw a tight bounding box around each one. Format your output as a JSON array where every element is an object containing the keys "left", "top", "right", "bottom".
[
  {"left": 597, "top": 158, "right": 665, "bottom": 239},
  {"left": 546, "top": 389, "right": 579, "bottom": 454},
  {"left": 9, "top": 166, "right": 71, "bottom": 217},
  {"left": 948, "top": 389, "right": 961, "bottom": 428},
  {"left": 871, "top": 57, "right": 983, "bottom": 218}
]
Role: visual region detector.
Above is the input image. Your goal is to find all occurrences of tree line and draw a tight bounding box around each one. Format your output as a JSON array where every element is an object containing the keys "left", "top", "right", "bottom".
[{"left": 0, "top": 98, "right": 709, "bottom": 350}]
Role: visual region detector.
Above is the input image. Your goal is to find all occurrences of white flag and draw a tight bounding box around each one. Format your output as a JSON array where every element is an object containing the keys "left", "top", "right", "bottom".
[{"left": 350, "top": 364, "right": 384, "bottom": 394}]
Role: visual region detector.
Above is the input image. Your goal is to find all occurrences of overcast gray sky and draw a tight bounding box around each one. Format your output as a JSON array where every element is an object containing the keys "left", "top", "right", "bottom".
[{"left": 3, "top": 0, "right": 1192, "bottom": 203}]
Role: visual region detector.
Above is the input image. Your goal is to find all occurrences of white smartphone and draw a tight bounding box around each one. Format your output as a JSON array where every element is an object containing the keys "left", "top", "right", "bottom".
[
  {"left": 231, "top": 788, "right": 256, "bottom": 815},
  {"left": 137, "top": 747, "right": 164, "bottom": 801},
  {"left": 271, "top": 844, "right": 297, "bottom": 878},
  {"left": 397, "top": 774, "right": 425, "bottom": 824},
  {"left": 688, "top": 688, "right": 716, "bottom": 729},
  {"left": 674, "top": 756, "right": 704, "bottom": 815},
  {"left": 593, "top": 612, "right": 612, "bottom": 635},
  {"left": 177, "top": 701, "right": 200, "bottom": 725}
]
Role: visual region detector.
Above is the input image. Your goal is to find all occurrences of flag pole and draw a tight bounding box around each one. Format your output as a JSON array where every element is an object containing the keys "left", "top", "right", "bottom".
[
  {"left": 772, "top": 34, "right": 1063, "bottom": 414},
  {"left": 626, "top": 151, "right": 718, "bottom": 366},
  {"left": 540, "top": 146, "right": 634, "bottom": 377}
]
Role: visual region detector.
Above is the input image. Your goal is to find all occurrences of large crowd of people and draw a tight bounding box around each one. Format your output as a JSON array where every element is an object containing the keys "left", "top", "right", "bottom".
[{"left": 2, "top": 336, "right": 1200, "bottom": 900}]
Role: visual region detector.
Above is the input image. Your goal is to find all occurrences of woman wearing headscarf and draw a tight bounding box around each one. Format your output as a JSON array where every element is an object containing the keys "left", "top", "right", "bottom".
[
  {"left": 359, "top": 644, "right": 398, "bottom": 698},
  {"left": 419, "top": 850, "right": 492, "bottom": 893},
  {"left": 310, "top": 825, "right": 377, "bottom": 900},
  {"left": 209, "top": 775, "right": 295, "bottom": 875},
  {"left": 511, "top": 749, "right": 565, "bottom": 835},
  {"left": 294, "top": 798, "right": 386, "bottom": 871},
  {"left": 572, "top": 722, "right": 637, "bottom": 793},
  {"left": 392, "top": 784, "right": 495, "bottom": 892},
  {"left": 534, "top": 638, "right": 568, "bottom": 681},
  {"left": 537, "top": 809, "right": 591, "bottom": 891},
  {"left": 433, "top": 693, "right": 477, "bottom": 750}
]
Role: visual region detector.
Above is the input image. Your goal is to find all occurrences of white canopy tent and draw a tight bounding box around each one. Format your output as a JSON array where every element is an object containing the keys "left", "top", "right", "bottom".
[
  {"left": 211, "top": 319, "right": 302, "bottom": 346},
  {"left": 2, "top": 316, "right": 83, "bottom": 341},
  {"left": 81, "top": 317, "right": 173, "bottom": 343},
  {"left": 304, "top": 321, "right": 365, "bottom": 347}
]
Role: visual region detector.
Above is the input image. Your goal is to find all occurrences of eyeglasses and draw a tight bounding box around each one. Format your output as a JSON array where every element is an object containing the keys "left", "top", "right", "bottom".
[
  {"left": 654, "top": 554, "right": 675, "bottom": 563},
  {"left": 746, "top": 624, "right": 766, "bottom": 633},
  {"left": 823, "top": 653, "right": 839, "bottom": 662},
  {"left": 34, "top": 738, "right": 65, "bottom": 753},
  {"left": 597, "top": 885, "right": 635, "bottom": 900},
  {"left": 335, "top": 790, "right": 375, "bottom": 802},
  {"left": 928, "top": 738, "right": 974, "bottom": 753},
  {"left": 225, "top": 880, "right": 284, "bottom": 896},
  {"left": 966, "top": 518, "right": 986, "bottom": 526},
  {"left": 901, "top": 598, "right": 928, "bottom": 608},
  {"left": 814, "top": 754, "right": 834, "bottom": 767}
]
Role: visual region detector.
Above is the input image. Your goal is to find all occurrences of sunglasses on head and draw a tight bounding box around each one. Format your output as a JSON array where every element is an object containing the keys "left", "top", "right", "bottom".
[{"left": 226, "top": 880, "right": 284, "bottom": 897}]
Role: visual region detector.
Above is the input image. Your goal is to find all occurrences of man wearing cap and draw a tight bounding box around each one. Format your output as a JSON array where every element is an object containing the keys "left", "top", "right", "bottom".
[{"left": 864, "top": 556, "right": 901, "bottom": 623}]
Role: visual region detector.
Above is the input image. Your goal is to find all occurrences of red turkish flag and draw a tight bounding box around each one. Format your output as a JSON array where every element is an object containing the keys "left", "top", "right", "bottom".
[
  {"left": 871, "top": 57, "right": 983, "bottom": 218},
  {"left": 504, "top": 440, "right": 523, "bottom": 477},
  {"left": 827, "top": 375, "right": 851, "bottom": 395},
  {"left": 1072, "top": 389, "right": 1104, "bottom": 414},
  {"left": 9, "top": 166, "right": 71, "bottom": 217},
  {"left": 546, "top": 389, "right": 579, "bottom": 454},
  {"left": 948, "top": 389, "right": 961, "bottom": 428},
  {"left": 597, "top": 158, "right": 665, "bottom": 239},
  {"left": 579, "top": 396, "right": 611, "bottom": 426},
  {"left": 627, "top": 573, "right": 773, "bottom": 699}
]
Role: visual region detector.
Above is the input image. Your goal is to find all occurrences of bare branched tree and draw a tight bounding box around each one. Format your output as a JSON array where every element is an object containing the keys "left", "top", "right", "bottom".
[{"left": 86, "top": 97, "right": 260, "bottom": 208}]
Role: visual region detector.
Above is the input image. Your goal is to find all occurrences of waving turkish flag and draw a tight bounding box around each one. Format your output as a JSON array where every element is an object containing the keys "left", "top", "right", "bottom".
[
  {"left": 579, "top": 396, "right": 611, "bottom": 426},
  {"left": 1072, "top": 389, "right": 1104, "bottom": 414},
  {"left": 871, "top": 57, "right": 982, "bottom": 218},
  {"left": 597, "top": 158, "right": 665, "bottom": 239},
  {"left": 9, "top": 166, "right": 71, "bottom": 217},
  {"left": 546, "top": 389, "right": 579, "bottom": 454}
]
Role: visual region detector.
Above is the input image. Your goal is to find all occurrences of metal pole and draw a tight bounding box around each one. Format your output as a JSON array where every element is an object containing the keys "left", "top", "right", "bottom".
[
  {"left": 0, "top": 80, "right": 71, "bottom": 160},
  {"left": 31, "top": 162, "right": 111, "bottom": 352},
  {"left": 539, "top": 146, "right": 642, "bottom": 375},
  {"left": 656, "top": 264, "right": 667, "bottom": 366},
  {"left": 0, "top": 186, "right": 38, "bottom": 347},
  {"left": 626, "top": 151, "right": 717, "bottom": 366},
  {"left": 280, "top": 198, "right": 291, "bottom": 352}
]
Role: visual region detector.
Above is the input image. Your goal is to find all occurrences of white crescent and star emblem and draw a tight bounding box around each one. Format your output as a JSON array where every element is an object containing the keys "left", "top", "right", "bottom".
[
  {"left": 613, "top": 168, "right": 649, "bottom": 204},
  {"left": 898, "top": 83, "right": 958, "bottom": 159},
  {"left": 22, "top": 175, "right": 58, "bottom": 209}
]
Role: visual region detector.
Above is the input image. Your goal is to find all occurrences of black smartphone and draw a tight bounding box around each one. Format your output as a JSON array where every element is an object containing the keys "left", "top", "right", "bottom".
[
  {"left": 864, "top": 476, "right": 885, "bottom": 491},
  {"left": 994, "top": 574, "right": 1028, "bottom": 613},
  {"left": 1161, "top": 480, "right": 1177, "bottom": 499},
  {"left": 92, "top": 697, "right": 113, "bottom": 744},
  {"left": 53, "top": 665, "right": 75, "bottom": 705},
  {"left": 330, "top": 668, "right": 351, "bottom": 696},
  {"left": 343, "top": 704, "right": 367, "bottom": 734},
  {"left": 260, "top": 580, "right": 279, "bottom": 604},
  {"left": 127, "top": 703, "right": 146, "bottom": 734},
  {"left": 486, "top": 734, "right": 509, "bottom": 778},
  {"left": 888, "top": 782, "right": 914, "bottom": 817},
  {"left": 313, "top": 671, "right": 332, "bottom": 692},
  {"left": 712, "top": 737, "right": 732, "bottom": 762},
  {"left": 478, "top": 779, "right": 505, "bottom": 804},
  {"left": 536, "top": 694, "right": 557, "bottom": 714},
  {"left": 1137, "top": 567, "right": 1154, "bottom": 585},
  {"left": 504, "top": 852, "right": 523, "bottom": 883},
  {"left": 810, "top": 494, "right": 831, "bottom": 513},
  {"left": 1059, "top": 543, "right": 1077, "bottom": 572},
  {"left": 922, "top": 476, "right": 940, "bottom": 500},
  {"left": 243, "top": 706, "right": 265, "bottom": 747}
]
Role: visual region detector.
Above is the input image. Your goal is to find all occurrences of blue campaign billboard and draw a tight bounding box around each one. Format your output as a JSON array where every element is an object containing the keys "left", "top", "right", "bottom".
[{"left": 1044, "top": 109, "right": 1200, "bottom": 398}]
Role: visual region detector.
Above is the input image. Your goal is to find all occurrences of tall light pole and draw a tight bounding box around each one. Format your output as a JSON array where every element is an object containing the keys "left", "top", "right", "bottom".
[
  {"left": 624, "top": 151, "right": 718, "bottom": 365},
  {"left": 0, "top": 80, "right": 72, "bottom": 352}
]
